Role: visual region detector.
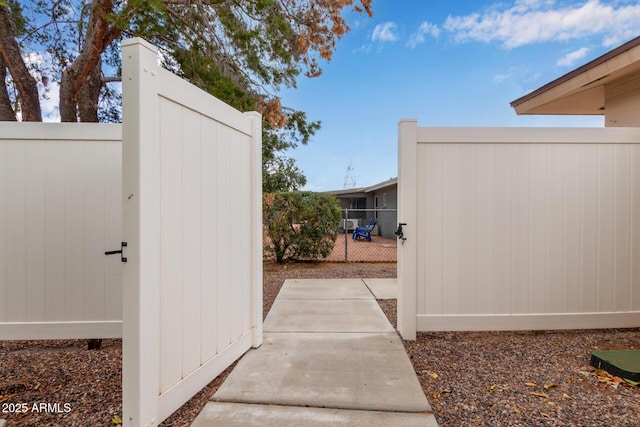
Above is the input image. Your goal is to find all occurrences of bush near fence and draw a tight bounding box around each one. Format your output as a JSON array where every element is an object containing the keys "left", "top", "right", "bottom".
[
  {"left": 263, "top": 191, "right": 341, "bottom": 263},
  {"left": 263, "top": 208, "right": 398, "bottom": 263}
]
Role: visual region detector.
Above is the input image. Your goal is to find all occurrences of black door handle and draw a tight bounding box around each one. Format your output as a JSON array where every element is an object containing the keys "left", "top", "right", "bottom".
[{"left": 105, "top": 242, "right": 128, "bottom": 262}]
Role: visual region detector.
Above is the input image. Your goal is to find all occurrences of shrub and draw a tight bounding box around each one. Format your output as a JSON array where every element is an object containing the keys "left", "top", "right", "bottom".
[{"left": 263, "top": 191, "right": 341, "bottom": 263}]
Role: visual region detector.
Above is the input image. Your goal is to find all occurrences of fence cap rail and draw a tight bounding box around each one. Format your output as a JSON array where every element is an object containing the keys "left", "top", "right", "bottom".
[
  {"left": 416, "top": 126, "right": 640, "bottom": 144},
  {"left": 0, "top": 122, "right": 122, "bottom": 141}
]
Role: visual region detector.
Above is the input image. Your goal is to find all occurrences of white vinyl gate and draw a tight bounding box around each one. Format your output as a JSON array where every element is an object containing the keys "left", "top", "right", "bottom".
[
  {"left": 121, "top": 39, "right": 262, "bottom": 425},
  {"left": 398, "top": 120, "right": 640, "bottom": 340},
  {"left": 0, "top": 123, "right": 122, "bottom": 339}
]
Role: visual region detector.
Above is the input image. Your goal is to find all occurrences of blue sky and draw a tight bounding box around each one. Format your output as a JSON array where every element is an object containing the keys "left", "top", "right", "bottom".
[{"left": 279, "top": 0, "right": 640, "bottom": 191}]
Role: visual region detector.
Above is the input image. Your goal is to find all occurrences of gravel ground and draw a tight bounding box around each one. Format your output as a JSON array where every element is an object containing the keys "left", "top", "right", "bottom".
[
  {"left": 405, "top": 329, "right": 640, "bottom": 427},
  {"left": 2, "top": 261, "right": 640, "bottom": 426}
]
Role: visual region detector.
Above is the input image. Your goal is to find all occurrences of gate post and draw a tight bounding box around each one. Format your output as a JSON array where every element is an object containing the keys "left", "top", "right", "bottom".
[
  {"left": 121, "top": 38, "right": 162, "bottom": 426},
  {"left": 246, "top": 111, "right": 263, "bottom": 349},
  {"left": 397, "top": 119, "right": 418, "bottom": 340}
]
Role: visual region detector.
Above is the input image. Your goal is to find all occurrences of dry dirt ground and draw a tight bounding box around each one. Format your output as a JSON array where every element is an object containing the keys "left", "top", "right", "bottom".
[
  {"left": 2, "top": 261, "right": 639, "bottom": 426},
  {"left": 323, "top": 234, "right": 397, "bottom": 262}
]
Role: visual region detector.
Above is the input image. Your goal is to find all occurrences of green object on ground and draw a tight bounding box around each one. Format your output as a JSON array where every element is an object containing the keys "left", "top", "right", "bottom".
[{"left": 590, "top": 350, "right": 640, "bottom": 382}]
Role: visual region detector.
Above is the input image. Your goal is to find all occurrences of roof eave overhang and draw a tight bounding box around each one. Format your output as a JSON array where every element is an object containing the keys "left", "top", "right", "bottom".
[{"left": 511, "top": 36, "right": 640, "bottom": 116}]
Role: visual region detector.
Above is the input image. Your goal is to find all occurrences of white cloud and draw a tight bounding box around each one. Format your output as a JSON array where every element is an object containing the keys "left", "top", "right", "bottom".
[
  {"left": 493, "top": 73, "right": 512, "bottom": 83},
  {"left": 443, "top": 0, "right": 640, "bottom": 49},
  {"left": 557, "top": 46, "right": 590, "bottom": 66},
  {"left": 23, "top": 51, "right": 60, "bottom": 121},
  {"left": 407, "top": 22, "right": 440, "bottom": 48},
  {"left": 371, "top": 22, "right": 399, "bottom": 42},
  {"left": 353, "top": 44, "right": 372, "bottom": 54}
]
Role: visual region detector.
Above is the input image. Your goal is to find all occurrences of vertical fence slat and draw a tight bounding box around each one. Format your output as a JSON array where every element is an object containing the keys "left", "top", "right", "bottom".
[
  {"left": 181, "top": 109, "right": 202, "bottom": 378},
  {"left": 547, "top": 144, "right": 565, "bottom": 313},
  {"left": 104, "top": 141, "right": 123, "bottom": 321},
  {"left": 614, "top": 145, "right": 632, "bottom": 311},
  {"left": 26, "top": 141, "right": 46, "bottom": 321},
  {"left": 65, "top": 141, "right": 87, "bottom": 321},
  {"left": 215, "top": 125, "right": 231, "bottom": 351},
  {"left": 494, "top": 144, "right": 513, "bottom": 314},
  {"left": 200, "top": 118, "right": 218, "bottom": 360},
  {"left": 529, "top": 144, "right": 548, "bottom": 313},
  {"left": 581, "top": 144, "right": 599, "bottom": 312},
  {"left": 84, "top": 141, "right": 107, "bottom": 320},
  {"left": 511, "top": 144, "right": 531, "bottom": 313},
  {"left": 477, "top": 144, "right": 495, "bottom": 314},
  {"left": 45, "top": 141, "right": 67, "bottom": 321},
  {"left": 459, "top": 144, "right": 478, "bottom": 314},
  {"left": 442, "top": 144, "right": 461, "bottom": 315},
  {"left": 423, "top": 144, "right": 443, "bottom": 315},
  {"left": 597, "top": 145, "right": 616, "bottom": 311},
  {"left": 564, "top": 144, "right": 582, "bottom": 313},
  {"left": 6, "top": 140, "right": 27, "bottom": 322},
  {"left": 159, "top": 98, "right": 184, "bottom": 393}
]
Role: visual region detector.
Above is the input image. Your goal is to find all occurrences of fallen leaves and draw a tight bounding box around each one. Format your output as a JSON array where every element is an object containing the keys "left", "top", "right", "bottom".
[
  {"left": 530, "top": 391, "right": 549, "bottom": 399},
  {"left": 581, "top": 368, "right": 632, "bottom": 389}
]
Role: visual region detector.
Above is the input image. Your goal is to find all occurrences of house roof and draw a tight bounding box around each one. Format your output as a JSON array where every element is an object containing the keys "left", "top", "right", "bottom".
[
  {"left": 326, "top": 187, "right": 367, "bottom": 197},
  {"left": 363, "top": 177, "right": 397, "bottom": 193},
  {"left": 510, "top": 36, "right": 640, "bottom": 116},
  {"left": 326, "top": 177, "right": 397, "bottom": 197}
]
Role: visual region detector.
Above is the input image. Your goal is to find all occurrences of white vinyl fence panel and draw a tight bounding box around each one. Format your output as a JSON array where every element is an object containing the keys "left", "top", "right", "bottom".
[
  {"left": 121, "top": 39, "right": 262, "bottom": 426},
  {"left": 0, "top": 123, "right": 122, "bottom": 339},
  {"left": 398, "top": 121, "right": 640, "bottom": 339}
]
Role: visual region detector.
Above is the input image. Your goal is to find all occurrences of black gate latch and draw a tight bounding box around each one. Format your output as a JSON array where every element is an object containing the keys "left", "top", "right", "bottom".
[
  {"left": 395, "top": 223, "right": 407, "bottom": 243},
  {"left": 105, "top": 242, "right": 128, "bottom": 262}
]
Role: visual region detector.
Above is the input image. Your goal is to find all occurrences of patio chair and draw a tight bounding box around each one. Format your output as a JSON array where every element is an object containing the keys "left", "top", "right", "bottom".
[{"left": 352, "top": 218, "right": 377, "bottom": 242}]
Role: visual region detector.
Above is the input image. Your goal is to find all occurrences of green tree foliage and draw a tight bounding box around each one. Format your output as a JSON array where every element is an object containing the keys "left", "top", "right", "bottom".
[
  {"left": 263, "top": 191, "right": 341, "bottom": 263},
  {"left": 3, "top": 0, "right": 372, "bottom": 123},
  {"left": 1, "top": 0, "right": 372, "bottom": 188},
  {"left": 172, "top": 43, "right": 320, "bottom": 192},
  {"left": 261, "top": 112, "right": 320, "bottom": 192}
]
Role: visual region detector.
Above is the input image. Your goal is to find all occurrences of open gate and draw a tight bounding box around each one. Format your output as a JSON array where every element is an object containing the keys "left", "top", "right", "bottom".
[{"left": 121, "top": 39, "right": 262, "bottom": 425}]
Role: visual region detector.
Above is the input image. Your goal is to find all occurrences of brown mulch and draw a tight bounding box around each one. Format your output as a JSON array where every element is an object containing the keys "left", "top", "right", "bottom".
[
  {"left": 407, "top": 329, "right": 640, "bottom": 426},
  {"left": 2, "top": 261, "right": 640, "bottom": 426}
]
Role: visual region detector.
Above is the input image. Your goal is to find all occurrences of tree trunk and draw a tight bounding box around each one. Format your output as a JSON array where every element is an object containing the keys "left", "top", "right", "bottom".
[
  {"left": 0, "top": 57, "right": 17, "bottom": 121},
  {"left": 78, "top": 59, "right": 102, "bottom": 123},
  {"left": 0, "top": 6, "right": 41, "bottom": 121},
  {"left": 59, "top": 0, "right": 120, "bottom": 122}
]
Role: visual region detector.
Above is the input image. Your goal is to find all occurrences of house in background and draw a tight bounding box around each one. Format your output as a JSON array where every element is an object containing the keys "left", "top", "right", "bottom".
[
  {"left": 326, "top": 177, "right": 397, "bottom": 238},
  {"left": 511, "top": 35, "right": 640, "bottom": 126}
]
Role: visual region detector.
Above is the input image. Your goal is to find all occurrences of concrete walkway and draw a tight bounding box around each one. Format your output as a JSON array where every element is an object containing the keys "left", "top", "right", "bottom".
[{"left": 191, "top": 279, "right": 438, "bottom": 426}]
